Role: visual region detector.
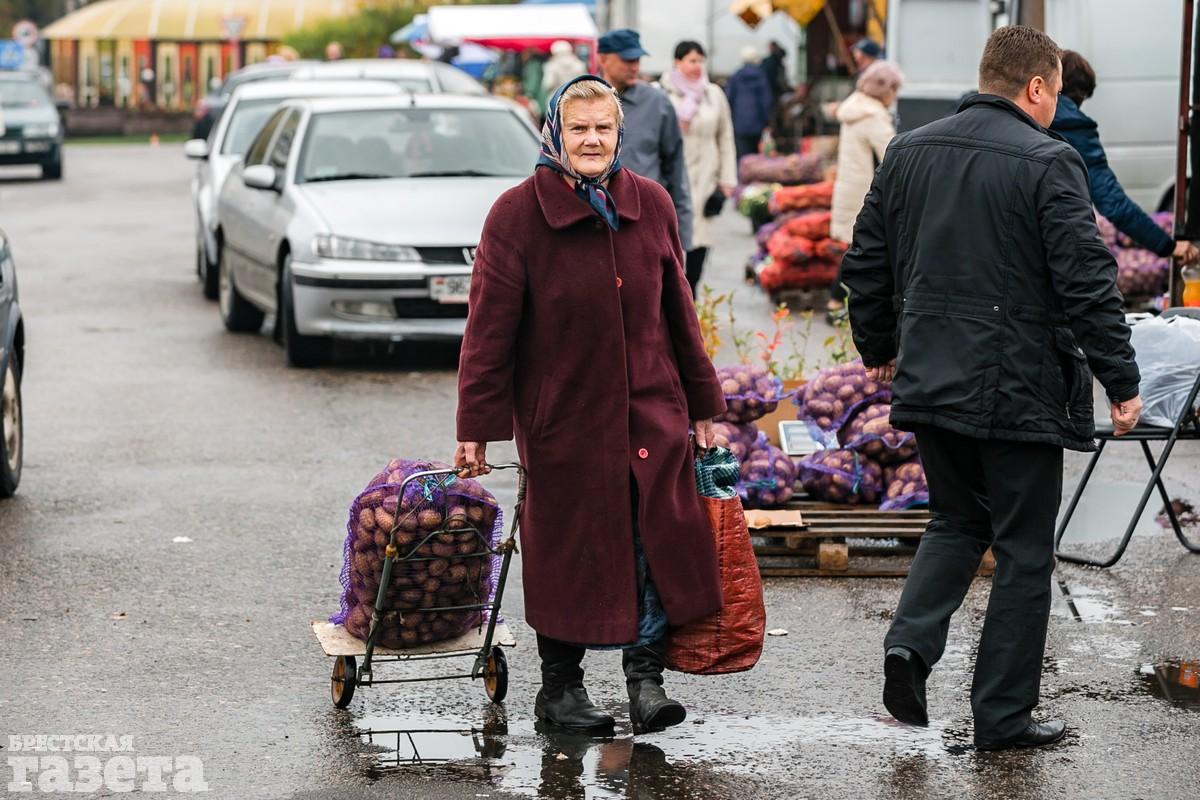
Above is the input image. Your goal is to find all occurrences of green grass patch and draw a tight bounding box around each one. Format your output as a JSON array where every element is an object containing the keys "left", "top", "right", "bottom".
[{"left": 66, "top": 133, "right": 192, "bottom": 146}]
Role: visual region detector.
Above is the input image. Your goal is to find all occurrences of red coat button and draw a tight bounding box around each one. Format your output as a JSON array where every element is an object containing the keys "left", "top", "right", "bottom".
[
  {"left": 637, "top": 448, "right": 649, "bottom": 459},
  {"left": 616, "top": 277, "right": 623, "bottom": 288}
]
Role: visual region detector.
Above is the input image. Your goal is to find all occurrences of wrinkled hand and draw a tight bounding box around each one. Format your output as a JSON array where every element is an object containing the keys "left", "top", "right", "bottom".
[
  {"left": 693, "top": 419, "right": 715, "bottom": 450},
  {"left": 865, "top": 360, "right": 897, "bottom": 383},
  {"left": 454, "top": 441, "right": 490, "bottom": 477},
  {"left": 1110, "top": 395, "right": 1143, "bottom": 437},
  {"left": 1173, "top": 240, "right": 1200, "bottom": 266}
]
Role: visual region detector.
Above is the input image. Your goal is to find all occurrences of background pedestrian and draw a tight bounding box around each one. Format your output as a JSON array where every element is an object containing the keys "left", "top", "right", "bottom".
[
  {"left": 725, "top": 46, "right": 773, "bottom": 163},
  {"left": 827, "top": 60, "right": 904, "bottom": 319},
  {"left": 1051, "top": 50, "right": 1200, "bottom": 265},
  {"left": 597, "top": 28, "right": 694, "bottom": 251},
  {"left": 543, "top": 40, "right": 586, "bottom": 97},
  {"left": 659, "top": 40, "right": 737, "bottom": 292}
]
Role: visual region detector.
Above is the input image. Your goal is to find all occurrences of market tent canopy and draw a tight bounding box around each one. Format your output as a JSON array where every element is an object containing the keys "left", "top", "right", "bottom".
[
  {"left": 43, "top": 0, "right": 364, "bottom": 41},
  {"left": 425, "top": 3, "right": 597, "bottom": 51}
]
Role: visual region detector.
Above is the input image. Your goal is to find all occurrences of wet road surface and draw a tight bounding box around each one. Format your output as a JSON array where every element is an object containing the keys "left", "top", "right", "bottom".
[{"left": 0, "top": 145, "right": 1197, "bottom": 799}]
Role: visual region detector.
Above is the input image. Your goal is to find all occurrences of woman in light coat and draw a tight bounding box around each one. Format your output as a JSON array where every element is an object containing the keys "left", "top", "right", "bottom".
[
  {"left": 659, "top": 41, "right": 737, "bottom": 292},
  {"left": 828, "top": 60, "right": 904, "bottom": 318}
]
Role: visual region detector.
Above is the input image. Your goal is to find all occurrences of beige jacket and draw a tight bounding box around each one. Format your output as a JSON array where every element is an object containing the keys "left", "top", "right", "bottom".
[
  {"left": 658, "top": 78, "right": 738, "bottom": 250},
  {"left": 831, "top": 91, "right": 896, "bottom": 243}
]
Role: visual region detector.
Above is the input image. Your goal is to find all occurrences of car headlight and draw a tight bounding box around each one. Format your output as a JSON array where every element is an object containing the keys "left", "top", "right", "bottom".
[
  {"left": 23, "top": 122, "right": 60, "bottom": 139},
  {"left": 312, "top": 235, "right": 420, "bottom": 262}
]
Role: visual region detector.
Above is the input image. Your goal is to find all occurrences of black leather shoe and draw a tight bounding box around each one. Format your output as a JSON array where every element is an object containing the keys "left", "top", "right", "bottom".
[
  {"left": 534, "top": 682, "right": 615, "bottom": 734},
  {"left": 883, "top": 646, "right": 929, "bottom": 726},
  {"left": 975, "top": 719, "right": 1067, "bottom": 751},
  {"left": 628, "top": 679, "right": 687, "bottom": 734}
]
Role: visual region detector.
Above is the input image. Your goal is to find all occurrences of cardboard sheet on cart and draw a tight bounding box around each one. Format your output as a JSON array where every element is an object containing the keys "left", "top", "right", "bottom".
[{"left": 312, "top": 620, "right": 516, "bottom": 657}]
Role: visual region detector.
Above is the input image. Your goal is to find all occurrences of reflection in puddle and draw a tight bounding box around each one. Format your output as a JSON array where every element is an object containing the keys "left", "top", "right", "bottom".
[
  {"left": 1053, "top": 580, "right": 1134, "bottom": 625},
  {"left": 1056, "top": 481, "right": 1165, "bottom": 544},
  {"left": 1139, "top": 661, "right": 1200, "bottom": 710},
  {"left": 355, "top": 711, "right": 953, "bottom": 798}
]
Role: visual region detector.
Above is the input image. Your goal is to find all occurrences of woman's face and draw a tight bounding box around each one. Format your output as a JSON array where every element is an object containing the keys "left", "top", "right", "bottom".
[
  {"left": 677, "top": 50, "right": 705, "bottom": 82},
  {"left": 561, "top": 97, "right": 619, "bottom": 179}
]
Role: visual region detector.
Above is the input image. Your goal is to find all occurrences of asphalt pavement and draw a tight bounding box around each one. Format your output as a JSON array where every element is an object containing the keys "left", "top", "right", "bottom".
[{"left": 0, "top": 144, "right": 1197, "bottom": 800}]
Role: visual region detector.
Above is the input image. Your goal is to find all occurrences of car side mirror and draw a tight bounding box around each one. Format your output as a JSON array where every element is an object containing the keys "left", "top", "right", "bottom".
[
  {"left": 184, "top": 139, "right": 210, "bottom": 160},
  {"left": 243, "top": 164, "right": 280, "bottom": 192}
]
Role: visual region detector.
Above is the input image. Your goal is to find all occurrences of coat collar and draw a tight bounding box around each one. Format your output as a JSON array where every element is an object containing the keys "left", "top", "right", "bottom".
[
  {"left": 533, "top": 167, "right": 643, "bottom": 230},
  {"left": 957, "top": 93, "right": 1046, "bottom": 132}
]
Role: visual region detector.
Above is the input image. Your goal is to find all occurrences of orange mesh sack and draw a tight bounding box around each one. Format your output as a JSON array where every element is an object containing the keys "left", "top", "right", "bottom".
[{"left": 666, "top": 448, "right": 766, "bottom": 675}]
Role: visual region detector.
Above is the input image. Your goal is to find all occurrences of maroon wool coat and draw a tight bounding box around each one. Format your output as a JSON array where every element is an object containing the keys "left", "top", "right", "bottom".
[{"left": 456, "top": 167, "right": 726, "bottom": 644}]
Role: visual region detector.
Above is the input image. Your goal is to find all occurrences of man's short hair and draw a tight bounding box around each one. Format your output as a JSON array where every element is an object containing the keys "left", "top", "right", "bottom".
[
  {"left": 978, "top": 25, "right": 1061, "bottom": 99},
  {"left": 1060, "top": 50, "right": 1097, "bottom": 106}
]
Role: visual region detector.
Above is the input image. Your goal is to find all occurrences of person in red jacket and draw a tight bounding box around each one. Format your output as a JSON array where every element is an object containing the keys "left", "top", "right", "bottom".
[{"left": 454, "top": 75, "right": 725, "bottom": 736}]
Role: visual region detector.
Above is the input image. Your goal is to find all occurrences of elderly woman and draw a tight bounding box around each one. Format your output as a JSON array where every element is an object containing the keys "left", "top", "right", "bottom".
[
  {"left": 454, "top": 75, "right": 725, "bottom": 735},
  {"left": 659, "top": 40, "right": 738, "bottom": 292},
  {"left": 828, "top": 60, "right": 904, "bottom": 319}
]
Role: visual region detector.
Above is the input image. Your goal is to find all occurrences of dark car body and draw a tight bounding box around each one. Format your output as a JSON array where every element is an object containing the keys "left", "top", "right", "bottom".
[
  {"left": 0, "top": 72, "right": 64, "bottom": 180},
  {"left": 0, "top": 227, "right": 24, "bottom": 496},
  {"left": 191, "top": 61, "right": 318, "bottom": 141}
]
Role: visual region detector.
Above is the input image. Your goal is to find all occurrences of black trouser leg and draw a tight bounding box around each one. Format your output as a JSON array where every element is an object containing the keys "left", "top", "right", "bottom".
[
  {"left": 884, "top": 426, "right": 993, "bottom": 671},
  {"left": 735, "top": 134, "right": 759, "bottom": 162},
  {"left": 685, "top": 247, "right": 708, "bottom": 293},
  {"left": 970, "top": 436, "right": 1062, "bottom": 741}
]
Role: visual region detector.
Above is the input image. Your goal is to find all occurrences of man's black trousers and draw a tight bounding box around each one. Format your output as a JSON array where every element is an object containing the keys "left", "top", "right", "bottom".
[{"left": 884, "top": 425, "right": 1063, "bottom": 741}]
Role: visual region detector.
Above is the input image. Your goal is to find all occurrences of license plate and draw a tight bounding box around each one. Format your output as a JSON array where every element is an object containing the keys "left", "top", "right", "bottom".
[
  {"left": 429, "top": 275, "right": 471, "bottom": 304},
  {"left": 0, "top": 141, "right": 20, "bottom": 154}
]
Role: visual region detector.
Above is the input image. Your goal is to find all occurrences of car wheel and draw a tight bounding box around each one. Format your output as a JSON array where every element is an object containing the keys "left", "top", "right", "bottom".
[
  {"left": 218, "top": 245, "right": 265, "bottom": 333},
  {"left": 198, "top": 237, "right": 218, "bottom": 300},
  {"left": 0, "top": 357, "right": 23, "bottom": 498},
  {"left": 42, "top": 160, "right": 62, "bottom": 181},
  {"left": 280, "top": 255, "right": 331, "bottom": 368}
]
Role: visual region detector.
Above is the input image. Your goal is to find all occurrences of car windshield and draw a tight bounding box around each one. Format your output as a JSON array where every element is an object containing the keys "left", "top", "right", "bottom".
[
  {"left": 0, "top": 80, "right": 49, "bottom": 108},
  {"left": 220, "top": 98, "right": 283, "bottom": 155},
  {"left": 296, "top": 108, "right": 536, "bottom": 183}
]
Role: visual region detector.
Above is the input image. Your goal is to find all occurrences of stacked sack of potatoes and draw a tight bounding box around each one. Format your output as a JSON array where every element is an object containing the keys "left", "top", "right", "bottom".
[
  {"left": 708, "top": 364, "right": 799, "bottom": 509},
  {"left": 1097, "top": 211, "right": 1174, "bottom": 300},
  {"left": 794, "top": 361, "right": 929, "bottom": 510},
  {"left": 758, "top": 210, "right": 848, "bottom": 293},
  {"left": 330, "top": 459, "right": 503, "bottom": 648}
]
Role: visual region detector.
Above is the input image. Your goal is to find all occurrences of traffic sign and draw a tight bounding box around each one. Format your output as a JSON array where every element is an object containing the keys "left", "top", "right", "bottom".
[
  {"left": 12, "top": 19, "right": 38, "bottom": 48},
  {"left": 0, "top": 40, "right": 23, "bottom": 71}
]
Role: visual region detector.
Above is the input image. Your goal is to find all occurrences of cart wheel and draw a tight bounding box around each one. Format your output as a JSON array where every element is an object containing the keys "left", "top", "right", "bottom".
[
  {"left": 483, "top": 647, "right": 508, "bottom": 703},
  {"left": 331, "top": 655, "right": 357, "bottom": 709}
]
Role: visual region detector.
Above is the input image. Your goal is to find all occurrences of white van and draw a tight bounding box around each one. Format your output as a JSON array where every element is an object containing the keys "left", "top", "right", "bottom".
[{"left": 888, "top": 0, "right": 1182, "bottom": 212}]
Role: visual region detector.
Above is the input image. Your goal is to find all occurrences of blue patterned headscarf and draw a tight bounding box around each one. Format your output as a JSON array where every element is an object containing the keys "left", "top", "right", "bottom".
[{"left": 536, "top": 74, "right": 624, "bottom": 231}]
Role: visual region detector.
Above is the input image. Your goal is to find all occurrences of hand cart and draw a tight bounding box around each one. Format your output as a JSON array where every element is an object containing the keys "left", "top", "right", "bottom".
[{"left": 311, "top": 463, "right": 525, "bottom": 708}]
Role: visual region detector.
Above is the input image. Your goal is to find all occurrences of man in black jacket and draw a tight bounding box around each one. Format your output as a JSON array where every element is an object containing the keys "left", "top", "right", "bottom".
[{"left": 842, "top": 26, "right": 1144, "bottom": 751}]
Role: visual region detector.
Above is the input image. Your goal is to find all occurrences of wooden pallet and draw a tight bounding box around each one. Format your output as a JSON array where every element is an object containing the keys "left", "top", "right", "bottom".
[{"left": 752, "top": 498, "right": 996, "bottom": 578}]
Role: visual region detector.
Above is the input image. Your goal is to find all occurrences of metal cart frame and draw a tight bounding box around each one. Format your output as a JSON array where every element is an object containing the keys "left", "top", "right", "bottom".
[{"left": 313, "top": 463, "right": 525, "bottom": 708}]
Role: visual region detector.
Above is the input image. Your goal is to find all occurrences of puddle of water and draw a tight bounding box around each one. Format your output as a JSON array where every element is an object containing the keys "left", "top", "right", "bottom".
[
  {"left": 354, "top": 711, "right": 956, "bottom": 797},
  {"left": 1056, "top": 481, "right": 1162, "bottom": 545},
  {"left": 1052, "top": 580, "right": 1133, "bottom": 625},
  {"left": 1139, "top": 660, "right": 1200, "bottom": 710}
]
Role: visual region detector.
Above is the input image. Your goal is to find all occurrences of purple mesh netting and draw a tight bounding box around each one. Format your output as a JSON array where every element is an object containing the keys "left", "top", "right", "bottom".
[
  {"left": 715, "top": 364, "right": 799, "bottom": 424},
  {"left": 880, "top": 459, "right": 929, "bottom": 511},
  {"left": 330, "top": 458, "right": 504, "bottom": 649},
  {"left": 795, "top": 360, "right": 892, "bottom": 447},
  {"left": 797, "top": 448, "right": 883, "bottom": 505},
  {"left": 838, "top": 403, "right": 917, "bottom": 465},
  {"left": 736, "top": 436, "right": 798, "bottom": 508}
]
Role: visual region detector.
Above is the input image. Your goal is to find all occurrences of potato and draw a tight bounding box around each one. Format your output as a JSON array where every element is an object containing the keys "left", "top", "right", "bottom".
[
  {"left": 374, "top": 508, "right": 396, "bottom": 532},
  {"left": 447, "top": 564, "right": 468, "bottom": 583},
  {"left": 428, "top": 559, "right": 449, "bottom": 577},
  {"left": 418, "top": 509, "right": 443, "bottom": 531}
]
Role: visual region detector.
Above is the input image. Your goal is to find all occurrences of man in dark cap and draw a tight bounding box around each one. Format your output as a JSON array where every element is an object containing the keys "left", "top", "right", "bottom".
[
  {"left": 597, "top": 28, "right": 693, "bottom": 252},
  {"left": 852, "top": 38, "right": 883, "bottom": 73}
]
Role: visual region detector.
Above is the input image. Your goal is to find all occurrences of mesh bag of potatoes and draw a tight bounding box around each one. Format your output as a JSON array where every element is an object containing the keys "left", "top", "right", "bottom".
[
  {"left": 880, "top": 459, "right": 930, "bottom": 511},
  {"left": 837, "top": 403, "right": 917, "bottom": 465},
  {"left": 330, "top": 458, "right": 503, "bottom": 648}
]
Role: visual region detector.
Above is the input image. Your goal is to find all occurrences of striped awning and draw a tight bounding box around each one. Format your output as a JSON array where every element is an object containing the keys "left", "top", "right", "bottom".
[{"left": 43, "top": 0, "right": 364, "bottom": 42}]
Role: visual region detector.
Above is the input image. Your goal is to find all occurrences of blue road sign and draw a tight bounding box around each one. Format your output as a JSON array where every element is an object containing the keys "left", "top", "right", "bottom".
[{"left": 0, "top": 41, "right": 24, "bottom": 71}]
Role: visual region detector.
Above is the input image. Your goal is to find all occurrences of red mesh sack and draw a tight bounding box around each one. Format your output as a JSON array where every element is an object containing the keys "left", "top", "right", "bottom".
[
  {"left": 766, "top": 231, "right": 815, "bottom": 264},
  {"left": 770, "top": 181, "right": 834, "bottom": 214},
  {"left": 666, "top": 496, "right": 765, "bottom": 674},
  {"left": 759, "top": 257, "right": 840, "bottom": 292},
  {"left": 781, "top": 210, "right": 832, "bottom": 240}
]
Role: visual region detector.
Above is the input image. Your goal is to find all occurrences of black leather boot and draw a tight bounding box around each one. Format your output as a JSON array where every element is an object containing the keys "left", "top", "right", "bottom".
[
  {"left": 534, "top": 634, "right": 615, "bottom": 734},
  {"left": 623, "top": 640, "right": 686, "bottom": 734}
]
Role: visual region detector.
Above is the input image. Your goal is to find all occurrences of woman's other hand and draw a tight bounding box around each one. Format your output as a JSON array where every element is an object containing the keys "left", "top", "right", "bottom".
[
  {"left": 692, "top": 419, "right": 715, "bottom": 450},
  {"left": 454, "top": 441, "right": 490, "bottom": 477},
  {"left": 720, "top": 184, "right": 735, "bottom": 197}
]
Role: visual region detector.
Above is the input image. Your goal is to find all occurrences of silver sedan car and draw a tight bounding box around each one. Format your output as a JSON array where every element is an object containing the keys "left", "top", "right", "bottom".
[
  {"left": 215, "top": 94, "right": 539, "bottom": 366},
  {"left": 185, "top": 80, "right": 401, "bottom": 299}
]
